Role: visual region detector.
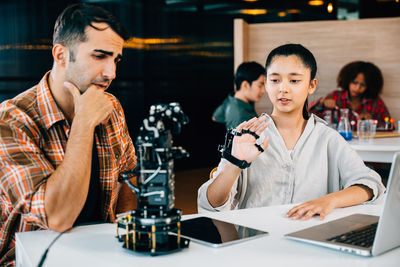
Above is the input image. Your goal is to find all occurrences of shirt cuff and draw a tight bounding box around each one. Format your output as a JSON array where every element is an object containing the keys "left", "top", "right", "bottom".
[
  {"left": 347, "top": 176, "right": 385, "bottom": 204},
  {"left": 197, "top": 178, "right": 233, "bottom": 213}
]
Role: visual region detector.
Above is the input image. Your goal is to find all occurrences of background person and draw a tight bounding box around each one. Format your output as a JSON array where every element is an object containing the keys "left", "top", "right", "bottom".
[
  {"left": 212, "top": 61, "right": 266, "bottom": 130},
  {"left": 0, "top": 4, "right": 136, "bottom": 265},
  {"left": 309, "top": 61, "right": 391, "bottom": 129},
  {"left": 198, "top": 44, "right": 384, "bottom": 219}
]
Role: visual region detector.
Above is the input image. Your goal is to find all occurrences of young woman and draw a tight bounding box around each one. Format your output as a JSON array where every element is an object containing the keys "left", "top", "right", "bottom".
[
  {"left": 198, "top": 44, "right": 384, "bottom": 220},
  {"left": 309, "top": 61, "right": 391, "bottom": 128}
]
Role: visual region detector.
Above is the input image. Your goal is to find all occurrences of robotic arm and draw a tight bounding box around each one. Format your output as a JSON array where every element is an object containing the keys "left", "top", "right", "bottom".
[
  {"left": 120, "top": 102, "right": 189, "bottom": 214},
  {"left": 116, "top": 102, "right": 190, "bottom": 255}
]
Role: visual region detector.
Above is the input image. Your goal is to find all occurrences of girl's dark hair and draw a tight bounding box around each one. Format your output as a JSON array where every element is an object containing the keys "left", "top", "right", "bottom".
[
  {"left": 337, "top": 61, "right": 383, "bottom": 99},
  {"left": 53, "top": 3, "right": 130, "bottom": 58},
  {"left": 265, "top": 44, "right": 317, "bottom": 120},
  {"left": 234, "top": 61, "right": 266, "bottom": 91}
]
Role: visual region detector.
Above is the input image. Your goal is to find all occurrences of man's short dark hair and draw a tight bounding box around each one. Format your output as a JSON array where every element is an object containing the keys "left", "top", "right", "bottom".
[
  {"left": 234, "top": 62, "right": 265, "bottom": 91},
  {"left": 53, "top": 3, "right": 130, "bottom": 50}
]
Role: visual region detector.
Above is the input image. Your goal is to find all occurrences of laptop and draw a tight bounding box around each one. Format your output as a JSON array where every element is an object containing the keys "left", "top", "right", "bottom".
[{"left": 285, "top": 152, "right": 400, "bottom": 256}]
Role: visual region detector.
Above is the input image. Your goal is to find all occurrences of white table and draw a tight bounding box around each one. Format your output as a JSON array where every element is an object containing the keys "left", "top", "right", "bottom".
[
  {"left": 348, "top": 137, "right": 400, "bottom": 163},
  {"left": 15, "top": 203, "right": 400, "bottom": 267}
]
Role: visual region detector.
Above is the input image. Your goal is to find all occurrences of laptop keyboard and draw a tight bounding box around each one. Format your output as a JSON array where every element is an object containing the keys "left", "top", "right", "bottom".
[{"left": 326, "top": 223, "right": 378, "bottom": 248}]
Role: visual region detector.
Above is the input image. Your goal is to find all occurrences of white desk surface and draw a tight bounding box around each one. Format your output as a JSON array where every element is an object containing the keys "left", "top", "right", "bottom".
[
  {"left": 15, "top": 203, "right": 400, "bottom": 267},
  {"left": 348, "top": 137, "right": 400, "bottom": 163}
]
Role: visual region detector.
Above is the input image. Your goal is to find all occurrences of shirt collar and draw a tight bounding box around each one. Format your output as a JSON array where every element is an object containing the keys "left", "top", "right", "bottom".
[
  {"left": 229, "top": 95, "right": 255, "bottom": 109},
  {"left": 266, "top": 114, "right": 319, "bottom": 155},
  {"left": 342, "top": 90, "right": 350, "bottom": 102},
  {"left": 343, "top": 89, "right": 368, "bottom": 106},
  {"left": 36, "top": 71, "right": 67, "bottom": 130}
]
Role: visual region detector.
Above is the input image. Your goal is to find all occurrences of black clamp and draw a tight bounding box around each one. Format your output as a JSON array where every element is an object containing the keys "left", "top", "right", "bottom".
[
  {"left": 218, "top": 128, "right": 254, "bottom": 169},
  {"left": 254, "top": 144, "right": 264, "bottom": 153},
  {"left": 221, "top": 149, "right": 251, "bottom": 169},
  {"left": 232, "top": 129, "right": 264, "bottom": 153},
  {"left": 240, "top": 129, "right": 260, "bottom": 139},
  {"left": 232, "top": 129, "right": 260, "bottom": 140}
]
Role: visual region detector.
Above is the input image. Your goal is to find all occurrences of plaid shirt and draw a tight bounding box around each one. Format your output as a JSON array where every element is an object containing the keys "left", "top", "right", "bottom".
[
  {"left": 0, "top": 72, "right": 137, "bottom": 265},
  {"left": 309, "top": 90, "right": 391, "bottom": 128}
]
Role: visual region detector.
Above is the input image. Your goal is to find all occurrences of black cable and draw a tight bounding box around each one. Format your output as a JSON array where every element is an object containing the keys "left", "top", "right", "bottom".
[
  {"left": 36, "top": 221, "right": 104, "bottom": 267},
  {"left": 37, "top": 227, "right": 72, "bottom": 267}
]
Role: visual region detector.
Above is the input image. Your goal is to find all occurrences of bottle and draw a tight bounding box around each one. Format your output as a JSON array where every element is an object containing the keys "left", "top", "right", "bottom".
[
  {"left": 389, "top": 118, "right": 395, "bottom": 130},
  {"left": 350, "top": 110, "right": 359, "bottom": 131},
  {"left": 323, "top": 110, "right": 333, "bottom": 128},
  {"left": 332, "top": 109, "right": 339, "bottom": 130},
  {"left": 384, "top": 117, "right": 389, "bottom": 130},
  {"left": 337, "top": 108, "right": 353, "bottom": 141}
]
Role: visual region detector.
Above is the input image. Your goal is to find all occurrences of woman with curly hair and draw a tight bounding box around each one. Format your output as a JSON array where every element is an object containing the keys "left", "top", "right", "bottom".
[{"left": 309, "top": 61, "right": 391, "bottom": 128}]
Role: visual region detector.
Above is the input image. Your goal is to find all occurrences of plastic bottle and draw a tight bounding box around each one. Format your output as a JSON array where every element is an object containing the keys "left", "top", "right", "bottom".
[
  {"left": 389, "top": 118, "right": 395, "bottom": 130},
  {"left": 384, "top": 117, "right": 389, "bottom": 130}
]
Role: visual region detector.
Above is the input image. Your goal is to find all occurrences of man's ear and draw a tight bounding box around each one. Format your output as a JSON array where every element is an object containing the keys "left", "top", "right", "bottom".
[
  {"left": 308, "top": 78, "right": 318, "bottom": 95},
  {"left": 240, "top": 80, "right": 250, "bottom": 91},
  {"left": 52, "top": 44, "right": 68, "bottom": 66}
]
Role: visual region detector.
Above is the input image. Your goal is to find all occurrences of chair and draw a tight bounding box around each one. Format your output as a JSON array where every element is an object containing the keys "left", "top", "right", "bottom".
[{"left": 209, "top": 167, "right": 218, "bottom": 179}]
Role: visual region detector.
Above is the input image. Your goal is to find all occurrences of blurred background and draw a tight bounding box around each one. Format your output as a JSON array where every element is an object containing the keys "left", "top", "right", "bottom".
[{"left": 1, "top": 0, "right": 399, "bottom": 213}]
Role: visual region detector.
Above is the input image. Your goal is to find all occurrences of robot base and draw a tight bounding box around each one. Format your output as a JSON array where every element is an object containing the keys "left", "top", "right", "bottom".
[{"left": 116, "top": 208, "right": 190, "bottom": 255}]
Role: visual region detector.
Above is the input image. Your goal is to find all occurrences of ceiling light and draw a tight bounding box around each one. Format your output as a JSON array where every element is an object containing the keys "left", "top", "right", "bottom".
[
  {"left": 240, "top": 9, "right": 267, "bottom": 15},
  {"left": 287, "top": 9, "right": 300, "bottom": 14},
  {"left": 327, "top": 2, "right": 333, "bottom": 13},
  {"left": 278, "top": 11, "right": 286, "bottom": 17},
  {"left": 308, "top": 0, "right": 324, "bottom": 6}
]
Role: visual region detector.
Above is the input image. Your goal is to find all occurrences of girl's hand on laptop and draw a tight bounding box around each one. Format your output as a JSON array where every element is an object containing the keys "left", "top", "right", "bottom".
[
  {"left": 231, "top": 115, "right": 270, "bottom": 163},
  {"left": 287, "top": 185, "right": 373, "bottom": 221},
  {"left": 286, "top": 195, "right": 337, "bottom": 221}
]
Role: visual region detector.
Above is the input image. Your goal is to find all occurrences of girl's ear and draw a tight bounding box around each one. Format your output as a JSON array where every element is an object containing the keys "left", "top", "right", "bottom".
[{"left": 308, "top": 78, "right": 318, "bottom": 95}]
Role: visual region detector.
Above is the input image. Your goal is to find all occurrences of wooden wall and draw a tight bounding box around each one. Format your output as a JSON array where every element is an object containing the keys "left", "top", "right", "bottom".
[{"left": 234, "top": 17, "right": 400, "bottom": 123}]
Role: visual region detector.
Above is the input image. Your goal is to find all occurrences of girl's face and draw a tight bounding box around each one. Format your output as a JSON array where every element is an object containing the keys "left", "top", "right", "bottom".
[
  {"left": 266, "top": 55, "right": 317, "bottom": 117},
  {"left": 348, "top": 73, "right": 367, "bottom": 98}
]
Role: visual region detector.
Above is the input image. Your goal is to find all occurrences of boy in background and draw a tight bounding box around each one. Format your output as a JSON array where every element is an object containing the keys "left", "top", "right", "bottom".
[{"left": 212, "top": 62, "right": 266, "bottom": 130}]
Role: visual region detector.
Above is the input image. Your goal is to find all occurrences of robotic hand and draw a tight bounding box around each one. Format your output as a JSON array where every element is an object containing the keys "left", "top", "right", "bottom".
[
  {"left": 121, "top": 102, "right": 189, "bottom": 214},
  {"left": 116, "top": 103, "right": 190, "bottom": 255}
]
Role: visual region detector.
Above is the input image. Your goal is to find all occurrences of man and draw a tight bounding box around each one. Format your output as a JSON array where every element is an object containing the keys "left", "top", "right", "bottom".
[
  {"left": 0, "top": 4, "right": 136, "bottom": 265},
  {"left": 212, "top": 61, "right": 266, "bottom": 130}
]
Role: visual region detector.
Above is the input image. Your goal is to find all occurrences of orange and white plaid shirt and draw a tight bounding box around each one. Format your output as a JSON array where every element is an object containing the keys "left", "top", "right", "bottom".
[{"left": 0, "top": 72, "right": 137, "bottom": 265}]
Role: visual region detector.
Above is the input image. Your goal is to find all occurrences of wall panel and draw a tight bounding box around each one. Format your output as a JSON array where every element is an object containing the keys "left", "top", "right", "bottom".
[{"left": 234, "top": 17, "right": 400, "bottom": 122}]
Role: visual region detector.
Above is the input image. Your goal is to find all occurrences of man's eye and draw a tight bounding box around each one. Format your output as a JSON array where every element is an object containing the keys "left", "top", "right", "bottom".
[
  {"left": 93, "top": 54, "right": 105, "bottom": 59},
  {"left": 270, "top": 79, "right": 279, "bottom": 83},
  {"left": 290, "top": 80, "right": 300, "bottom": 83}
]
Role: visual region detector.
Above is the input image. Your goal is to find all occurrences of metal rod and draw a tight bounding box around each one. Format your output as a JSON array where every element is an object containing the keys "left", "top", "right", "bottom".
[
  {"left": 177, "top": 222, "right": 181, "bottom": 246},
  {"left": 152, "top": 224, "right": 156, "bottom": 251},
  {"left": 133, "top": 223, "right": 136, "bottom": 250},
  {"left": 126, "top": 224, "right": 130, "bottom": 249}
]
